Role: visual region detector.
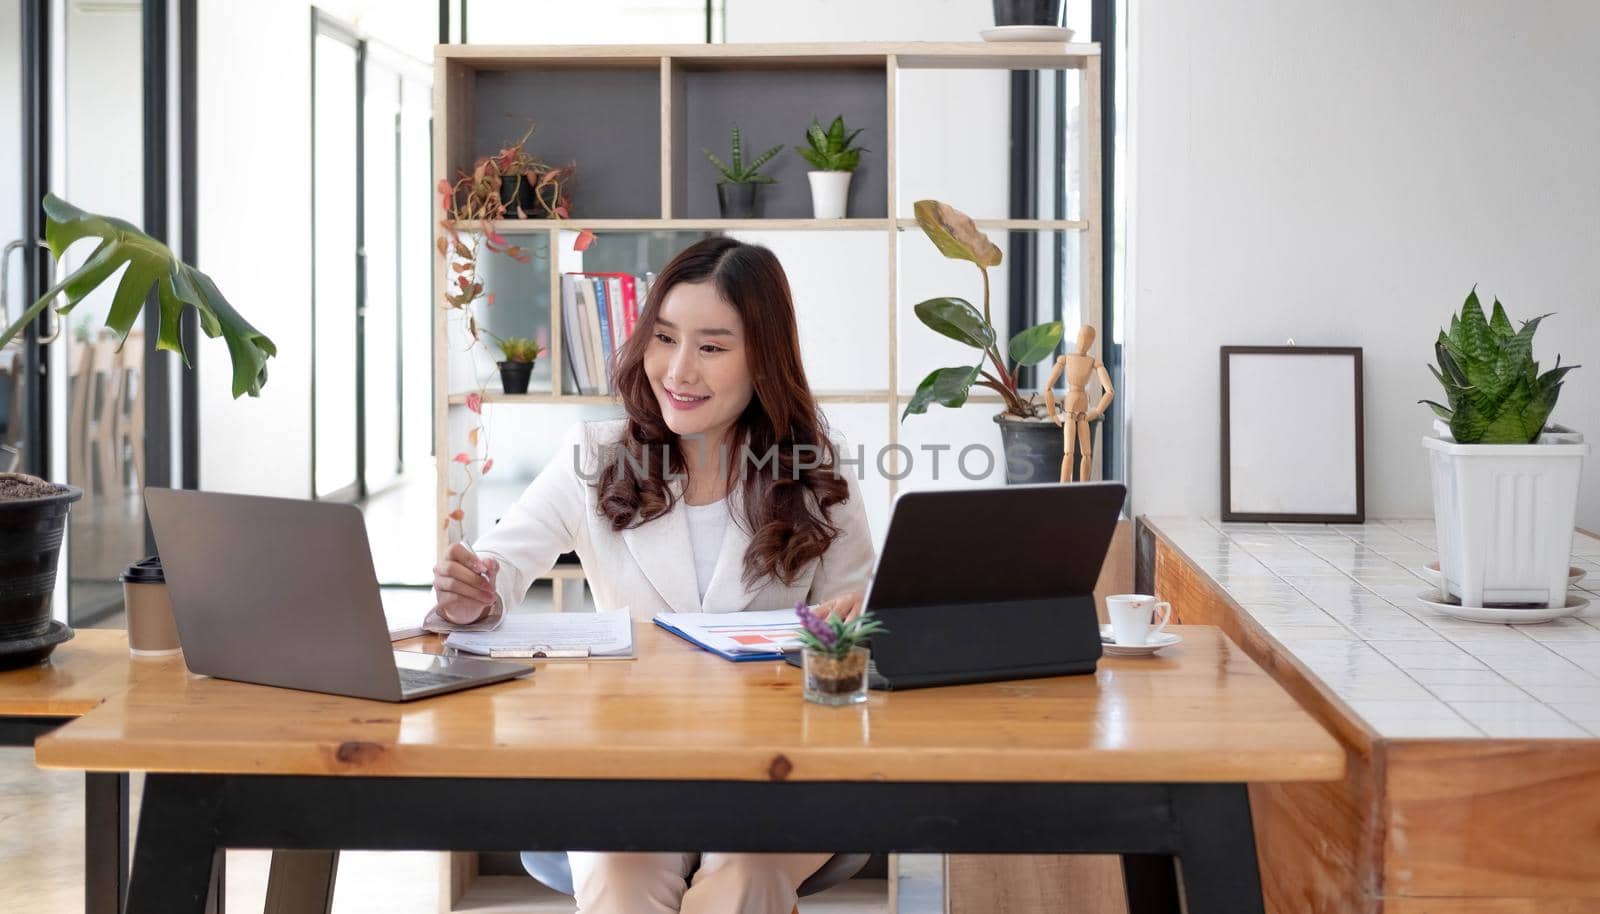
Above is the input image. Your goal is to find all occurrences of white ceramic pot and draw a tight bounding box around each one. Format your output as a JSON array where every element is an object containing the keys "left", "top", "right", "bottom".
[
  {"left": 807, "top": 170, "right": 852, "bottom": 219},
  {"left": 1424, "top": 425, "right": 1589, "bottom": 608}
]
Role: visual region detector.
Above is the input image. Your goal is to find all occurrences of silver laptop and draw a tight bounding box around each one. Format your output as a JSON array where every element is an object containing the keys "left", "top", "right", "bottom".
[{"left": 144, "top": 487, "right": 532, "bottom": 702}]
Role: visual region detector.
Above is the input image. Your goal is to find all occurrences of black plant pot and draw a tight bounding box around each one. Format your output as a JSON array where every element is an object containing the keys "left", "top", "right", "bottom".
[
  {"left": 499, "top": 175, "right": 535, "bottom": 218},
  {"left": 994, "top": 414, "right": 1066, "bottom": 485},
  {"left": 716, "top": 182, "right": 759, "bottom": 219},
  {"left": 993, "top": 0, "right": 1065, "bottom": 26},
  {"left": 0, "top": 483, "right": 82, "bottom": 669},
  {"left": 498, "top": 360, "right": 534, "bottom": 395}
]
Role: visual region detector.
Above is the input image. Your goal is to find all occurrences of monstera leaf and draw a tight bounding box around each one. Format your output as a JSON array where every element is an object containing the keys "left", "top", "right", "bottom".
[{"left": 0, "top": 194, "right": 276, "bottom": 398}]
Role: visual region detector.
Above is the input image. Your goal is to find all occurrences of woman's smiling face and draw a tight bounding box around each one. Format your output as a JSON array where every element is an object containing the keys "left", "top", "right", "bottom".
[{"left": 644, "top": 279, "right": 754, "bottom": 443}]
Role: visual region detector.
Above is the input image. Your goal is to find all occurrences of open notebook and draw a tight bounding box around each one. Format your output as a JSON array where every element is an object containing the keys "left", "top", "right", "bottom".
[
  {"left": 652, "top": 609, "right": 807, "bottom": 661},
  {"left": 443, "top": 610, "right": 635, "bottom": 659}
]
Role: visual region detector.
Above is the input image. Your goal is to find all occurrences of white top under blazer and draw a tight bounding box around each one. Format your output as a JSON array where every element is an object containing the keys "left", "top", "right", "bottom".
[{"left": 468, "top": 417, "right": 876, "bottom": 623}]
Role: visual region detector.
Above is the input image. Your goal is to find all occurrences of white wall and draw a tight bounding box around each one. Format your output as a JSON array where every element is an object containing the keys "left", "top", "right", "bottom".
[
  {"left": 1129, "top": 0, "right": 1600, "bottom": 528},
  {"left": 196, "top": 0, "right": 313, "bottom": 496}
]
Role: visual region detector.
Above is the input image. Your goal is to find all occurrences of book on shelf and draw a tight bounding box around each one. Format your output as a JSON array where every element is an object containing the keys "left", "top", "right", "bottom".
[
  {"left": 559, "top": 274, "right": 592, "bottom": 395},
  {"left": 560, "top": 270, "right": 655, "bottom": 396}
]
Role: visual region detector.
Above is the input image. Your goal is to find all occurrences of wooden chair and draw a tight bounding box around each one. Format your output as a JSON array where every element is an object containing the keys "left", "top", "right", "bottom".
[{"left": 67, "top": 332, "right": 143, "bottom": 495}]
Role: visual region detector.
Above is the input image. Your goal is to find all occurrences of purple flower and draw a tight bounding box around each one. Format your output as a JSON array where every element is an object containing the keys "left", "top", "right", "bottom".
[{"left": 795, "top": 600, "right": 837, "bottom": 648}]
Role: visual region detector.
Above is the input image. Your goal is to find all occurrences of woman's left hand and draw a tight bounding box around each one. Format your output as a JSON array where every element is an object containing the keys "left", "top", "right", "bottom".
[{"left": 815, "top": 591, "right": 865, "bottom": 622}]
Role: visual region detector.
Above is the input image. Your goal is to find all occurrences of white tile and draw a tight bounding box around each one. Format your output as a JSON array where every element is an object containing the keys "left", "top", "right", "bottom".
[
  {"left": 1549, "top": 701, "right": 1600, "bottom": 728},
  {"left": 1405, "top": 668, "right": 1511, "bottom": 687},
  {"left": 1266, "top": 625, "right": 1360, "bottom": 644},
  {"left": 1515, "top": 619, "right": 1600, "bottom": 642},
  {"left": 1371, "top": 717, "right": 1485, "bottom": 738},
  {"left": 1345, "top": 698, "right": 1482, "bottom": 738},
  {"left": 1424, "top": 681, "right": 1534, "bottom": 703},
  {"left": 1546, "top": 643, "right": 1600, "bottom": 671},
  {"left": 1370, "top": 641, "right": 1488, "bottom": 671},
  {"left": 1449, "top": 701, "right": 1590, "bottom": 738},
  {"left": 1514, "top": 682, "right": 1600, "bottom": 704},
  {"left": 1495, "top": 664, "right": 1599, "bottom": 688}
]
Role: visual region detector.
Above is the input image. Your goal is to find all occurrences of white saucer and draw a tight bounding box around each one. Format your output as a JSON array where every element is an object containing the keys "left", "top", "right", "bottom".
[
  {"left": 1415, "top": 589, "right": 1589, "bottom": 624},
  {"left": 1099, "top": 625, "right": 1182, "bottom": 656},
  {"left": 1420, "top": 560, "right": 1586, "bottom": 591},
  {"left": 980, "top": 25, "right": 1075, "bottom": 42}
]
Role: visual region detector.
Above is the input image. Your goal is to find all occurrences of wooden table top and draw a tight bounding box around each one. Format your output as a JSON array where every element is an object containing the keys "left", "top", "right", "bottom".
[
  {"left": 0, "top": 629, "right": 132, "bottom": 718},
  {"left": 35, "top": 624, "right": 1343, "bottom": 783}
]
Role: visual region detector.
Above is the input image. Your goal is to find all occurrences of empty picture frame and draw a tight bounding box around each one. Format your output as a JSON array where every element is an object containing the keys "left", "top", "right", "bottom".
[{"left": 1221, "top": 346, "right": 1365, "bottom": 523}]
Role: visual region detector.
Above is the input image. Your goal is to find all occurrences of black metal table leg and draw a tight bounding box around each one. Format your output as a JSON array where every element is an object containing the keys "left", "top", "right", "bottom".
[
  {"left": 1169, "top": 784, "right": 1265, "bottom": 914},
  {"left": 126, "top": 775, "right": 224, "bottom": 914},
  {"left": 84, "top": 772, "right": 129, "bottom": 914},
  {"left": 1121, "top": 853, "right": 1182, "bottom": 914},
  {"left": 263, "top": 850, "right": 340, "bottom": 914}
]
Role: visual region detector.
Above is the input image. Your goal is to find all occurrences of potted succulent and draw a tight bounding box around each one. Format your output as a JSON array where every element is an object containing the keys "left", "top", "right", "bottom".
[
  {"left": 795, "top": 116, "right": 865, "bottom": 219},
  {"left": 1420, "top": 289, "right": 1585, "bottom": 609},
  {"left": 794, "top": 601, "right": 886, "bottom": 706},
  {"left": 900, "top": 200, "right": 1065, "bottom": 484},
  {"left": 0, "top": 194, "right": 275, "bottom": 668},
  {"left": 492, "top": 334, "right": 543, "bottom": 395},
  {"left": 704, "top": 126, "right": 783, "bottom": 219}
]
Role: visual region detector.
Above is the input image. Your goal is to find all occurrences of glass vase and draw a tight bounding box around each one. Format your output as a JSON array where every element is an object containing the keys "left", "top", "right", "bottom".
[{"left": 802, "top": 646, "right": 869, "bottom": 706}]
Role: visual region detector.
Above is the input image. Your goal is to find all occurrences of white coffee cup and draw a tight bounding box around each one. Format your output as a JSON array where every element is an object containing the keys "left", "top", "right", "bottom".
[{"left": 1105, "top": 594, "right": 1172, "bottom": 646}]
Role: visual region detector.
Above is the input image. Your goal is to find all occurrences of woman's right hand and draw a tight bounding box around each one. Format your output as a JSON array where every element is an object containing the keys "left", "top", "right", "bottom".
[{"left": 432, "top": 543, "right": 501, "bottom": 625}]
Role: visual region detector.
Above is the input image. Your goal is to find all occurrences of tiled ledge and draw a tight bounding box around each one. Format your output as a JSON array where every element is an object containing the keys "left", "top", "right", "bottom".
[{"left": 1151, "top": 517, "right": 1600, "bottom": 739}]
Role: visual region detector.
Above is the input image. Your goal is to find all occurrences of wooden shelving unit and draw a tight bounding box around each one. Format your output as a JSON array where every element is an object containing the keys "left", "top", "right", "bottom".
[
  {"left": 431, "top": 42, "right": 1101, "bottom": 908},
  {"left": 432, "top": 40, "right": 1102, "bottom": 558}
]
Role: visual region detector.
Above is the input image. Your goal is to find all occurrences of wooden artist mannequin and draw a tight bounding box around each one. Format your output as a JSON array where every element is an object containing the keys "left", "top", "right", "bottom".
[{"left": 1043, "top": 324, "right": 1115, "bottom": 482}]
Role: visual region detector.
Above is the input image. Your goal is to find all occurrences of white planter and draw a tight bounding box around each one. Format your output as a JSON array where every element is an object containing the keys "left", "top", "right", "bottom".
[
  {"left": 1424, "top": 427, "right": 1588, "bottom": 608},
  {"left": 807, "top": 170, "right": 852, "bottom": 219}
]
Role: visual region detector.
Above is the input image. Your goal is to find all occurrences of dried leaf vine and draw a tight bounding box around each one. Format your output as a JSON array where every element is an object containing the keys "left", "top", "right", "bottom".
[{"left": 435, "top": 123, "right": 595, "bottom": 541}]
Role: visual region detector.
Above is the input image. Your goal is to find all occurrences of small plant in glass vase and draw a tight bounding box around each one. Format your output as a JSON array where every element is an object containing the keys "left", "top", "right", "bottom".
[
  {"left": 795, "top": 115, "right": 865, "bottom": 219},
  {"left": 490, "top": 334, "right": 543, "bottom": 395},
  {"left": 794, "top": 601, "right": 887, "bottom": 706},
  {"left": 704, "top": 126, "right": 783, "bottom": 219}
]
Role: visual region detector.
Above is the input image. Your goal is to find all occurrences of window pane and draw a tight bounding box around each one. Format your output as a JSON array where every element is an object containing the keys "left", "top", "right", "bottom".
[{"left": 313, "top": 32, "right": 358, "bottom": 498}]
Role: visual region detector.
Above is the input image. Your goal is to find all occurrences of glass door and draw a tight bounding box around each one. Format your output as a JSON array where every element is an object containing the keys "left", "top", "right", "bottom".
[
  {"left": 0, "top": 0, "right": 42, "bottom": 485},
  {"left": 312, "top": 14, "right": 361, "bottom": 501},
  {"left": 4, "top": 0, "right": 161, "bottom": 627}
]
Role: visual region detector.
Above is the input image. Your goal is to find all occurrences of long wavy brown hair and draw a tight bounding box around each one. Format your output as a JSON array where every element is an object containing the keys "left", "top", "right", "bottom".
[{"left": 595, "top": 237, "right": 850, "bottom": 589}]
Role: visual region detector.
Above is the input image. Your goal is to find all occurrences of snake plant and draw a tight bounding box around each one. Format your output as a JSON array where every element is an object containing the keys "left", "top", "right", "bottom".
[
  {"left": 1421, "top": 289, "right": 1577, "bottom": 444},
  {"left": 703, "top": 126, "right": 783, "bottom": 185}
]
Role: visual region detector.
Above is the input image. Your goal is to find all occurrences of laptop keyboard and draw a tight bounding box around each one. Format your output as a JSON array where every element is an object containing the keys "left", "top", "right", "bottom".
[{"left": 397, "top": 668, "right": 472, "bottom": 692}]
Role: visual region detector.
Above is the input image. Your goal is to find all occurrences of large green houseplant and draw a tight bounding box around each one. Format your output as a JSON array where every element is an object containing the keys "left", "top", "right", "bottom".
[
  {"left": 900, "top": 199, "right": 1064, "bottom": 483},
  {"left": 0, "top": 194, "right": 275, "bottom": 669},
  {"left": 1420, "top": 289, "right": 1586, "bottom": 611}
]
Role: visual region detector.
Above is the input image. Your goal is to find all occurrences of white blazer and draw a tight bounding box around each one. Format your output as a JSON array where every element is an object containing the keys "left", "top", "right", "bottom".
[{"left": 466, "top": 418, "right": 876, "bottom": 622}]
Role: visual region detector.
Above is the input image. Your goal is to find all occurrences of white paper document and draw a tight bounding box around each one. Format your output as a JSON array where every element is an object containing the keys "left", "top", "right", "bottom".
[
  {"left": 443, "top": 610, "right": 635, "bottom": 659},
  {"left": 651, "top": 609, "right": 807, "bottom": 660}
]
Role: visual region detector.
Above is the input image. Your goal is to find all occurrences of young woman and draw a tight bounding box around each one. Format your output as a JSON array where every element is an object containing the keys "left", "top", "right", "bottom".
[{"left": 430, "top": 237, "right": 874, "bottom": 914}]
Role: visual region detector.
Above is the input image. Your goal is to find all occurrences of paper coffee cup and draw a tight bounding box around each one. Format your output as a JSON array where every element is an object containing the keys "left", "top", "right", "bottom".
[{"left": 121, "top": 556, "right": 181, "bottom": 656}]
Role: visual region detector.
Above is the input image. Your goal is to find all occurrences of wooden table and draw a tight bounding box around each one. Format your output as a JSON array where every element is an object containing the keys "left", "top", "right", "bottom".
[
  {"left": 36, "top": 623, "right": 1344, "bottom": 914},
  {"left": 1139, "top": 517, "right": 1600, "bottom": 914},
  {"left": 0, "top": 630, "right": 135, "bottom": 914}
]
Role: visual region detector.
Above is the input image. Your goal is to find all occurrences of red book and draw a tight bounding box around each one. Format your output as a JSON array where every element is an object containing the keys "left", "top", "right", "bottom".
[{"left": 587, "top": 272, "right": 639, "bottom": 339}]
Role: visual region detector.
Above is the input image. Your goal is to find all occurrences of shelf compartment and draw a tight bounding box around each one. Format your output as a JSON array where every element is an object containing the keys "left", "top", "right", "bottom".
[
  {"left": 464, "top": 64, "right": 661, "bottom": 220},
  {"left": 669, "top": 61, "right": 889, "bottom": 220}
]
